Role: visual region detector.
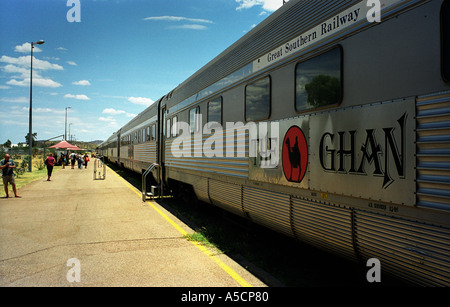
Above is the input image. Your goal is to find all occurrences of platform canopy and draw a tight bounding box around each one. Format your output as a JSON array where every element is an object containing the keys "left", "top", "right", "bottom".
[{"left": 48, "top": 140, "right": 82, "bottom": 151}]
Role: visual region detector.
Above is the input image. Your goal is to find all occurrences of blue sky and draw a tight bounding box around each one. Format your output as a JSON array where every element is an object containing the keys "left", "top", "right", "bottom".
[{"left": 0, "top": 0, "right": 284, "bottom": 145}]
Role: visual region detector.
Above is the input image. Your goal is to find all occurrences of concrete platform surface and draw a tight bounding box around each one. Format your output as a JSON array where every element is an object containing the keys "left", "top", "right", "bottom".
[{"left": 0, "top": 161, "right": 266, "bottom": 287}]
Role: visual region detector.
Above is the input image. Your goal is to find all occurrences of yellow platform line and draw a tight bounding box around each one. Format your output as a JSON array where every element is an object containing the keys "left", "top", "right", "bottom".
[{"left": 109, "top": 166, "right": 253, "bottom": 287}]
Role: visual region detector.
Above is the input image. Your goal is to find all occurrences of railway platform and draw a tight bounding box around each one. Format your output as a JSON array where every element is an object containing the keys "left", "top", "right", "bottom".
[{"left": 0, "top": 160, "right": 266, "bottom": 287}]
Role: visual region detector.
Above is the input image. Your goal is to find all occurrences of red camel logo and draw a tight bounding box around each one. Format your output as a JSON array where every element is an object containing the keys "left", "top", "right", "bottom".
[{"left": 282, "top": 126, "right": 308, "bottom": 183}]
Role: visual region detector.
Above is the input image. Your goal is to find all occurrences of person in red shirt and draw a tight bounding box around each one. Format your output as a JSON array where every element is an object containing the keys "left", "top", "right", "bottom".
[{"left": 45, "top": 153, "right": 56, "bottom": 181}]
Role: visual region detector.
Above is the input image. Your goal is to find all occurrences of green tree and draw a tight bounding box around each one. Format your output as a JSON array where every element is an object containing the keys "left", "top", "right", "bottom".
[
  {"left": 25, "top": 132, "right": 37, "bottom": 147},
  {"left": 305, "top": 74, "right": 340, "bottom": 107},
  {"left": 3, "top": 139, "right": 12, "bottom": 148}
]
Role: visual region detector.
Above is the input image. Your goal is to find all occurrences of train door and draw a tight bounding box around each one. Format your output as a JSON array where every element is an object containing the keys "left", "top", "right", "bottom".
[
  {"left": 157, "top": 101, "right": 167, "bottom": 192},
  {"left": 117, "top": 130, "right": 121, "bottom": 164}
]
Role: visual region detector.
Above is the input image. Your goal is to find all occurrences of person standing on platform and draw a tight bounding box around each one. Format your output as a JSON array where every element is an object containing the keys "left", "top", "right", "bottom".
[
  {"left": 83, "top": 153, "right": 90, "bottom": 169},
  {"left": 0, "top": 154, "right": 21, "bottom": 198},
  {"left": 70, "top": 152, "right": 76, "bottom": 169},
  {"left": 44, "top": 153, "right": 55, "bottom": 181}
]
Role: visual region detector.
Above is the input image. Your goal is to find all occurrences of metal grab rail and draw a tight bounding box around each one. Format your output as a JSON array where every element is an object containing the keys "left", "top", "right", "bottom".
[
  {"left": 93, "top": 157, "right": 106, "bottom": 180},
  {"left": 142, "top": 163, "right": 160, "bottom": 201}
]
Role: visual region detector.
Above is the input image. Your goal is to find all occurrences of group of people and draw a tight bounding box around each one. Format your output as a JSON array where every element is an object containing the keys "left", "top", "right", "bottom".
[
  {"left": 1, "top": 152, "right": 92, "bottom": 197},
  {"left": 59, "top": 152, "right": 90, "bottom": 170},
  {"left": 45, "top": 152, "right": 90, "bottom": 181}
]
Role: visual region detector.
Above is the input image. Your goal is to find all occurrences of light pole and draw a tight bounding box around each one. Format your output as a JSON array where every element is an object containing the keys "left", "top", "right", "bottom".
[
  {"left": 65, "top": 106, "right": 71, "bottom": 140},
  {"left": 28, "top": 40, "right": 45, "bottom": 172}
]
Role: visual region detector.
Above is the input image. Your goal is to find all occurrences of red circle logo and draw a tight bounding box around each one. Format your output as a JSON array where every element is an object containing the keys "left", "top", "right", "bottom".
[{"left": 282, "top": 126, "right": 308, "bottom": 183}]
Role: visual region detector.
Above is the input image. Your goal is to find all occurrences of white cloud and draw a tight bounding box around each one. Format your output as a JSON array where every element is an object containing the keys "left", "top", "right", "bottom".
[
  {"left": 235, "top": 0, "right": 283, "bottom": 12},
  {"left": 21, "top": 106, "right": 65, "bottom": 114},
  {"left": 0, "top": 96, "right": 28, "bottom": 103},
  {"left": 169, "top": 24, "right": 208, "bottom": 30},
  {"left": 1, "top": 52, "right": 63, "bottom": 89},
  {"left": 98, "top": 116, "right": 119, "bottom": 128},
  {"left": 102, "top": 108, "right": 136, "bottom": 118},
  {"left": 66, "top": 61, "right": 77, "bottom": 66},
  {"left": 2, "top": 64, "right": 29, "bottom": 76},
  {"left": 99, "top": 116, "right": 115, "bottom": 122},
  {"left": 0, "top": 85, "right": 10, "bottom": 89},
  {"left": 7, "top": 78, "right": 62, "bottom": 88},
  {"left": 143, "top": 16, "right": 213, "bottom": 24},
  {"left": 64, "top": 94, "right": 90, "bottom": 100},
  {"left": 128, "top": 97, "right": 154, "bottom": 106},
  {"left": 14, "top": 42, "right": 43, "bottom": 53},
  {"left": 73, "top": 80, "right": 91, "bottom": 86},
  {"left": 102, "top": 108, "right": 126, "bottom": 115},
  {"left": 0, "top": 55, "right": 63, "bottom": 71},
  {"left": 143, "top": 16, "right": 213, "bottom": 30}
]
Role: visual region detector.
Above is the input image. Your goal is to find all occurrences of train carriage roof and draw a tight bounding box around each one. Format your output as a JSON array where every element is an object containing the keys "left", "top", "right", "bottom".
[{"left": 165, "top": 0, "right": 357, "bottom": 108}]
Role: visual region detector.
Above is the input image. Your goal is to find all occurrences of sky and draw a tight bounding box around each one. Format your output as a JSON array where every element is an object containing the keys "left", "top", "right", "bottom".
[{"left": 0, "top": 0, "right": 285, "bottom": 145}]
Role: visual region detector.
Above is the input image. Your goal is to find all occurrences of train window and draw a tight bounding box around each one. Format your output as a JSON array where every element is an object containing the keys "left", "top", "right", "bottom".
[
  {"left": 151, "top": 125, "right": 156, "bottom": 140},
  {"left": 172, "top": 116, "right": 178, "bottom": 137},
  {"left": 166, "top": 118, "right": 171, "bottom": 138},
  {"left": 245, "top": 76, "right": 271, "bottom": 122},
  {"left": 207, "top": 97, "right": 222, "bottom": 127},
  {"left": 190, "top": 106, "right": 200, "bottom": 133},
  {"left": 295, "top": 47, "right": 342, "bottom": 111},
  {"left": 443, "top": 0, "right": 450, "bottom": 82}
]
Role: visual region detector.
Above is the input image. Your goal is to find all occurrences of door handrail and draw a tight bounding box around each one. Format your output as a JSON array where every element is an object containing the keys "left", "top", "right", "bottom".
[{"left": 142, "top": 163, "right": 160, "bottom": 201}]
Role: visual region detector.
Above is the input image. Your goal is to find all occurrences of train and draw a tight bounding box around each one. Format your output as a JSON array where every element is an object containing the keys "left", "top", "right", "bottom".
[{"left": 98, "top": 0, "right": 450, "bottom": 286}]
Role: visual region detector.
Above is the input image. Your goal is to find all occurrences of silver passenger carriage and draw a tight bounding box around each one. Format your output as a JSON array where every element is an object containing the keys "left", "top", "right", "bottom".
[{"left": 100, "top": 0, "right": 450, "bottom": 286}]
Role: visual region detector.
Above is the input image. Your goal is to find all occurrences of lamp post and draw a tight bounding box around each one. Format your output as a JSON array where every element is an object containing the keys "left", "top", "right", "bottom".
[
  {"left": 28, "top": 40, "right": 45, "bottom": 172},
  {"left": 65, "top": 106, "right": 72, "bottom": 140}
]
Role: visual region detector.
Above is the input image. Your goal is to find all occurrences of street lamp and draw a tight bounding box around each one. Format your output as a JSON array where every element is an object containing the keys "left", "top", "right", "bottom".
[
  {"left": 28, "top": 40, "right": 45, "bottom": 172},
  {"left": 65, "top": 106, "right": 72, "bottom": 140},
  {"left": 69, "top": 123, "right": 73, "bottom": 142}
]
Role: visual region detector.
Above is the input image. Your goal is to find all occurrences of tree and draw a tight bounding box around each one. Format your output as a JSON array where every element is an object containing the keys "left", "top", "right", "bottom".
[
  {"left": 3, "top": 139, "right": 12, "bottom": 148},
  {"left": 25, "top": 132, "right": 37, "bottom": 147},
  {"left": 305, "top": 74, "right": 340, "bottom": 108}
]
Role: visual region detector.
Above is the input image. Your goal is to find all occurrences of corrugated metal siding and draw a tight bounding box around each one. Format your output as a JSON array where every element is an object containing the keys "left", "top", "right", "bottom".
[
  {"left": 354, "top": 210, "right": 450, "bottom": 286},
  {"left": 291, "top": 197, "right": 356, "bottom": 259},
  {"left": 243, "top": 187, "right": 293, "bottom": 237},
  {"left": 134, "top": 142, "right": 157, "bottom": 164},
  {"left": 416, "top": 91, "right": 450, "bottom": 211},
  {"left": 192, "top": 178, "right": 209, "bottom": 204},
  {"left": 120, "top": 146, "right": 128, "bottom": 160},
  {"left": 209, "top": 180, "right": 245, "bottom": 217},
  {"left": 164, "top": 132, "right": 249, "bottom": 178}
]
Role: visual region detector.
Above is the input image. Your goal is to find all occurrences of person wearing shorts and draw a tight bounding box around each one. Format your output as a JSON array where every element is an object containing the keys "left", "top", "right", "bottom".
[{"left": 0, "top": 154, "right": 21, "bottom": 198}]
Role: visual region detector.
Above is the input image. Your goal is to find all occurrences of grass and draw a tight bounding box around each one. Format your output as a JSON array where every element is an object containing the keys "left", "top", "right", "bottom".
[{"left": 184, "top": 231, "right": 219, "bottom": 250}]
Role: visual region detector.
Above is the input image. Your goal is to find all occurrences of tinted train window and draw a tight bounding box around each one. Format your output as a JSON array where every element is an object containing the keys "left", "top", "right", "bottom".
[
  {"left": 296, "top": 47, "right": 342, "bottom": 111},
  {"left": 166, "top": 119, "right": 171, "bottom": 138},
  {"left": 443, "top": 0, "right": 450, "bottom": 82},
  {"left": 208, "top": 97, "right": 222, "bottom": 127},
  {"left": 245, "top": 76, "right": 271, "bottom": 122},
  {"left": 146, "top": 126, "right": 151, "bottom": 141},
  {"left": 172, "top": 116, "right": 178, "bottom": 137},
  {"left": 190, "top": 106, "right": 200, "bottom": 133}
]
